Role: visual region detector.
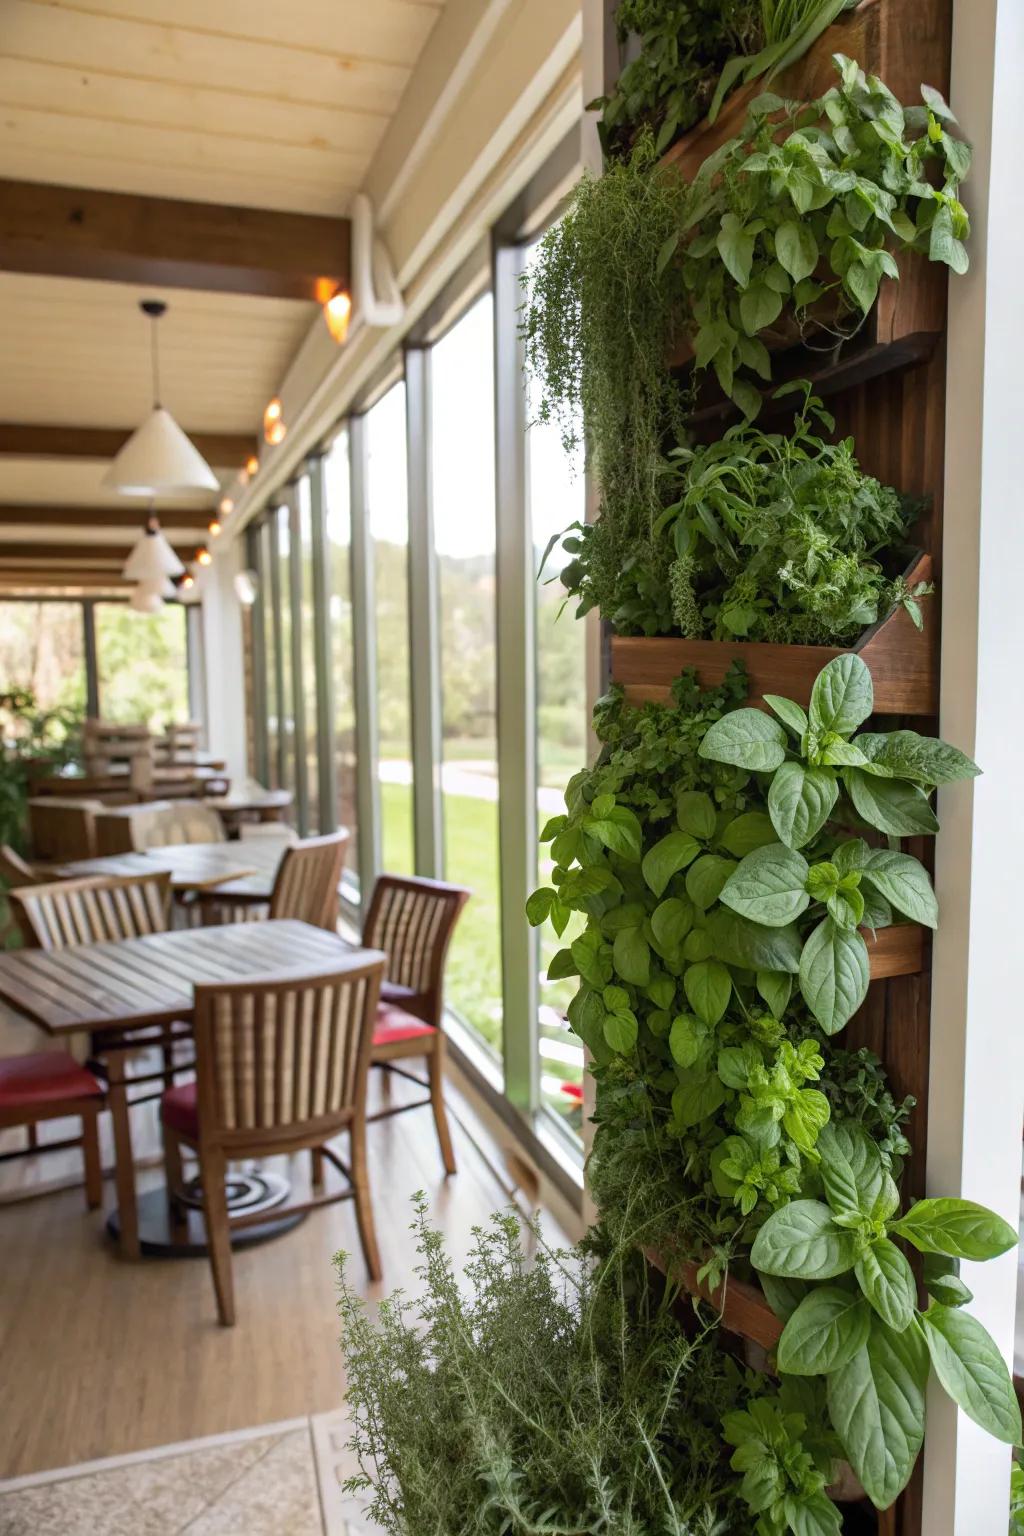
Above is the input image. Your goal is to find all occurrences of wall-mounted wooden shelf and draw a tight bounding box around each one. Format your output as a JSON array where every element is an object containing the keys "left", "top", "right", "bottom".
[{"left": 610, "top": 554, "right": 936, "bottom": 715}]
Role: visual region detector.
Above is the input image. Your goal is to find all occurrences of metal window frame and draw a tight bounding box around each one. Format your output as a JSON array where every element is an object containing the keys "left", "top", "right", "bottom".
[
  {"left": 82, "top": 599, "right": 99, "bottom": 718},
  {"left": 247, "top": 523, "right": 270, "bottom": 786},
  {"left": 285, "top": 479, "right": 310, "bottom": 834},
  {"left": 348, "top": 411, "right": 381, "bottom": 908},
  {"left": 404, "top": 344, "right": 443, "bottom": 879},
  {"left": 267, "top": 505, "right": 288, "bottom": 792},
  {"left": 307, "top": 452, "right": 338, "bottom": 835}
]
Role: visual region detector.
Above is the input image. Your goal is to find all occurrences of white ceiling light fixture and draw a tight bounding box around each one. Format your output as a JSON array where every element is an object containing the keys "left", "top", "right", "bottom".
[
  {"left": 103, "top": 300, "right": 219, "bottom": 496},
  {"left": 129, "top": 580, "right": 167, "bottom": 614},
  {"left": 123, "top": 512, "right": 185, "bottom": 585}
]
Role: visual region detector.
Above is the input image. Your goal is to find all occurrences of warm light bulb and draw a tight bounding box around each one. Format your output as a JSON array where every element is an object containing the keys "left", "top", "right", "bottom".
[
  {"left": 246, "top": 455, "right": 259, "bottom": 477},
  {"left": 263, "top": 398, "right": 287, "bottom": 446},
  {"left": 324, "top": 290, "right": 352, "bottom": 345},
  {"left": 267, "top": 420, "right": 287, "bottom": 445},
  {"left": 208, "top": 520, "right": 222, "bottom": 538},
  {"left": 181, "top": 573, "right": 195, "bottom": 590},
  {"left": 197, "top": 547, "right": 213, "bottom": 567},
  {"left": 219, "top": 497, "right": 234, "bottom": 517}
]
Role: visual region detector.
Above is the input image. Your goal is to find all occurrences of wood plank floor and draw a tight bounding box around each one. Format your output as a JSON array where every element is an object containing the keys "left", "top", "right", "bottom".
[{"left": 0, "top": 1071, "right": 538, "bottom": 1479}]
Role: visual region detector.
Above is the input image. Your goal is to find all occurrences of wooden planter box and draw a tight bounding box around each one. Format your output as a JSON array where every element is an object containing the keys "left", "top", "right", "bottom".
[
  {"left": 610, "top": 553, "right": 936, "bottom": 716},
  {"left": 646, "top": 1246, "right": 782, "bottom": 1349},
  {"left": 661, "top": 0, "right": 949, "bottom": 389}
]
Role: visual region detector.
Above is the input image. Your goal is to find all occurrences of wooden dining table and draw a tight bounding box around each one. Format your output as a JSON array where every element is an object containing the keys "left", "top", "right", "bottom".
[
  {"left": 58, "top": 838, "right": 285, "bottom": 897},
  {"left": 0, "top": 920, "right": 358, "bottom": 1259}
]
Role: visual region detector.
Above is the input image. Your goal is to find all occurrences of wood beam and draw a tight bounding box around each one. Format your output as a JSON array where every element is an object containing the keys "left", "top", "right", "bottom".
[
  {"left": 0, "top": 424, "right": 255, "bottom": 466},
  {"left": 0, "top": 504, "right": 213, "bottom": 529},
  {"left": 0, "top": 180, "right": 350, "bottom": 303},
  {"left": 0, "top": 571, "right": 133, "bottom": 588},
  {"left": 0, "top": 541, "right": 193, "bottom": 563}
]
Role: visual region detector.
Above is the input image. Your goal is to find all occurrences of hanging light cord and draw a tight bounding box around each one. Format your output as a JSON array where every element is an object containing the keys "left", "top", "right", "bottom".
[{"left": 150, "top": 311, "right": 162, "bottom": 409}]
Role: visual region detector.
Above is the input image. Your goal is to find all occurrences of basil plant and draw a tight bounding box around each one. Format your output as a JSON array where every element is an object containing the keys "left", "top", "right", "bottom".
[
  {"left": 698, "top": 653, "right": 978, "bottom": 1033},
  {"left": 752, "top": 1121, "right": 1020, "bottom": 1509}
]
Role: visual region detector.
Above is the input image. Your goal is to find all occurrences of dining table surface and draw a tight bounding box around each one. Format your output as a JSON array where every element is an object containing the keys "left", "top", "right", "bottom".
[
  {"left": 57, "top": 837, "right": 285, "bottom": 895},
  {"left": 0, "top": 919, "right": 361, "bottom": 1258}
]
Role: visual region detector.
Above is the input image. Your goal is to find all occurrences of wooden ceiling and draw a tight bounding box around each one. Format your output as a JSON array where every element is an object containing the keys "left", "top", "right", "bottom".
[{"left": 0, "top": 0, "right": 445, "bottom": 592}]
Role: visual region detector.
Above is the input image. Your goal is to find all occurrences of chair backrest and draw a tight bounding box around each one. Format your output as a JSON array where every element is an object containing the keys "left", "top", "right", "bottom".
[
  {"left": 96, "top": 799, "right": 225, "bottom": 854},
  {"left": 362, "top": 874, "right": 470, "bottom": 1026},
  {"left": 0, "top": 845, "right": 43, "bottom": 889},
  {"left": 27, "top": 797, "right": 106, "bottom": 861},
  {"left": 191, "top": 952, "right": 385, "bottom": 1149},
  {"left": 11, "top": 871, "right": 172, "bottom": 950},
  {"left": 268, "top": 831, "right": 349, "bottom": 929}
]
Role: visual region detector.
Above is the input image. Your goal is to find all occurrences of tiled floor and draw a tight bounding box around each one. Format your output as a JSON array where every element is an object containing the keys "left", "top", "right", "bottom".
[{"left": 0, "top": 1412, "right": 375, "bottom": 1536}]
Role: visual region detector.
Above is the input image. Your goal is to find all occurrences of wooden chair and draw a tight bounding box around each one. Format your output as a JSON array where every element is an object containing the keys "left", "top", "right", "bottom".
[
  {"left": 27, "top": 797, "right": 106, "bottom": 861},
  {"left": 196, "top": 830, "right": 349, "bottom": 929},
  {"left": 362, "top": 875, "right": 470, "bottom": 1176},
  {"left": 160, "top": 952, "right": 386, "bottom": 1325},
  {"left": 0, "top": 1052, "right": 105, "bottom": 1209},
  {"left": 11, "top": 871, "right": 172, "bottom": 950},
  {"left": 95, "top": 799, "right": 226, "bottom": 854}
]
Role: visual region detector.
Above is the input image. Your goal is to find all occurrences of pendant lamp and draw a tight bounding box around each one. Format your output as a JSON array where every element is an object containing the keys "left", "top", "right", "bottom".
[
  {"left": 104, "top": 301, "right": 219, "bottom": 496},
  {"left": 123, "top": 512, "right": 184, "bottom": 585},
  {"left": 130, "top": 581, "right": 166, "bottom": 614}
]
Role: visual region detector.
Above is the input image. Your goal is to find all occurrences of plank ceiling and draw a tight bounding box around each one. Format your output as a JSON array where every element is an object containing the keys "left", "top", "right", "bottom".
[{"left": 0, "top": 0, "right": 446, "bottom": 589}]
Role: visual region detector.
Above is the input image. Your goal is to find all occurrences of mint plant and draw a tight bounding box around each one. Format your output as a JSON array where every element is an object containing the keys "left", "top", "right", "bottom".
[{"left": 752, "top": 1123, "right": 1020, "bottom": 1508}]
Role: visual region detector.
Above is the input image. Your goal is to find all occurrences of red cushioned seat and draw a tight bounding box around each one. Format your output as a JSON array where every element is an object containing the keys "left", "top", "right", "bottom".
[
  {"left": 372, "top": 1002, "right": 436, "bottom": 1048},
  {"left": 0, "top": 1051, "right": 103, "bottom": 1110},
  {"left": 162, "top": 1080, "right": 199, "bottom": 1139}
]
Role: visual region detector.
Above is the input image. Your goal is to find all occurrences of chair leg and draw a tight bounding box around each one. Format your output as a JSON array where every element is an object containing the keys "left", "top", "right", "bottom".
[
  {"left": 162, "top": 1123, "right": 188, "bottom": 1227},
  {"left": 350, "top": 1121, "right": 381, "bottom": 1282},
  {"left": 310, "top": 1146, "right": 325, "bottom": 1190},
  {"left": 81, "top": 1107, "right": 103, "bottom": 1211},
  {"left": 200, "top": 1147, "right": 236, "bottom": 1326},
  {"left": 428, "top": 1039, "right": 457, "bottom": 1177}
]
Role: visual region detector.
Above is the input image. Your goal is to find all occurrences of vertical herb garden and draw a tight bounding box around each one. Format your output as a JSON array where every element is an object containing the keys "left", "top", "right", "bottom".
[{"left": 337, "top": 8, "right": 1020, "bottom": 1534}]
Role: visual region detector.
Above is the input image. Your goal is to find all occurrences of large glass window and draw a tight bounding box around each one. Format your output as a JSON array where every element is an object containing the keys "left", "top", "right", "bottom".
[
  {"left": 0, "top": 601, "right": 87, "bottom": 717},
  {"left": 431, "top": 295, "right": 504, "bottom": 1057},
  {"left": 527, "top": 242, "right": 589, "bottom": 1132},
  {"left": 366, "top": 382, "right": 414, "bottom": 875},
  {"left": 260, "top": 520, "right": 281, "bottom": 789},
  {"left": 95, "top": 602, "right": 188, "bottom": 729},
  {"left": 325, "top": 430, "right": 359, "bottom": 878},
  {"left": 275, "top": 503, "right": 296, "bottom": 802},
  {"left": 296, "top": 476, "right": 319, "bottom": 833}
]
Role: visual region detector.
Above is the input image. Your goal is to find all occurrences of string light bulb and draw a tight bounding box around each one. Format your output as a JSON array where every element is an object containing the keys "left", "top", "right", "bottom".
[
  {"left": 263, "top": 397, "right": 287, "bottom": 445},
  {"left": 246, "top": 455, "right": 259, "bottom": 477},
  {"left": 219, "top": 497, "right": 234, "bottom": 517},
  {"left": 196, "top": 547, "right": 213, "bottom": 567},
  {"left": 208, "top": 520, "right": 222, "bottom": 538},
  {"left": 181, "top": 572, "right": 195, "bottom": 590},
  {"left": 323, "top": 289, "right": 352, "bottom": 344}
]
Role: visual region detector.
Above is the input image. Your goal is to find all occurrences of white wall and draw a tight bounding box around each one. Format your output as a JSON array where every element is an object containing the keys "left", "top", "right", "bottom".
[
  {"left": 197, "top": 543, "right": 248, "bottom": 787},
  {"left": 924, "top": 0, "right": 1024, "bottom": 1529}
]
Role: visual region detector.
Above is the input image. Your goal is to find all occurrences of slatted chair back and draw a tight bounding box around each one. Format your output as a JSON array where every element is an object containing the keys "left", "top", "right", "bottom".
[
  {"left": 361, "top": 874, "right": 470, "bottom": 1026},
  {"left": 268, "top": 832, "right": 349, "bottom": 930},
  {"left": 27, "top": 797, "right": 105, "bottom": 861},
  {"left": 11, "top": 871, "right": 172, "bottom": 951},
  {"left": 0, "top": 845, "right": 44, "bottom": 889},
  {"left": 191, "top": 954, "right": 385, "bottom": 1151},
  {"left": 96, "top": 799, "right": 225, "bottom": 854}
]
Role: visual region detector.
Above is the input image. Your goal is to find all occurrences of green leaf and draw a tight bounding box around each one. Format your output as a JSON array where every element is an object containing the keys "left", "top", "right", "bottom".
[
  {"left": 586, "top": 804, "right": 644, "bottom": 860},
  {"left": 706, "top": 908, "right": 803, "bottom": 973},
  {"left": 923, "top": 1255, "right": 974, "bottom": 1308},
  {"left": 845, "top": 770, "right": 940, "bottom": 836},
  {"left": 827, "top": 1318, "right": 928, "bottom": 1509},
  {"left": 819, "top": 1123, "right": 892, "bottom": 1221},
  {"left": 751, "top": 1200, "right": 861, "bottom": 1280},
  {"left": 799, "top": 917, "right": 869, "bottom": 1034},
  {"left": 809, "top": 654, "right": 874, "bottom": 736},
  {"left": 768, "top": 762, "right": 839, "bottom": 849},
  {"left": 861, "top": 850, "right": 938, "bottom": 927},
  {"left": 672, "top": 1070, "right": 727, "bottom": 1128},
  {"left": 782, "top": 1491, "right": 843, "bottom": 1536},
  {"left": 775, "top": 219, "right": 819, "bottom": 283},
  {"left": 739, "top": 279, "right": 784, "bottom": 336},
  {"left": 669, "top": 1013, "right": 711, "bottom": 1070},
  {"left": 763, "top": 694, "right": 809, "bottom": 737},
  {"left": 603, "top": 1009, "right": 638, "bottom": 1054},
  {"left": 683, "top": 959, "right": 732, "bottom": 1025},
  {"left": 717, "top": 211, "right": 758, "bottom": 288},
  {"left": 642, "top": 829, "right": 701, "bottom": 897},
  {"left": 718, "top": 810, "right": 778, "bottom": 857},
  {"left": 921, "top": 1306, "right": 1022, "bottom": 1444},
  {"left": 686, "top": 854, "right": 738, "bottom": 911},
  {"left": 892, "top": 1198, "right": 1018, "bottom": 1261},
  {"left": 777, "top": 1286, "right": 872, "bottom": 1375},
  {"left": 760, "top": 1272, "right": 808, "bottom": 1322},
  {"left": 525, "top": 887, "right": 554, "bottom": 926},
  {"left": 698, "top": 708, "right": 788, "bottom": 771},
  {"left": 676, "top": 789, "right": 717, "bottom": 840},
  {"left": 855, "top": 730, "right": 980, "bottom": 787},
  {"left": 720, "top": 843, "right": 811, "bottom": 926},
  {"left": 827, "top": 884, "right": 864, "bottom": 931},
  {"left": 612, "top": 926, "right": 650, "bottom": 986},
  {"left": 817, "top": 1131, "right": 862, "bottom": 1220},
  {"left": 856, "top": 1239, "right": 917, "bottom": 1332},
  {"left": 570, "top": 930, "right": 611, "bottom": 988},
  {"left": 756, "top": 969, "right": 793, "bottom": 1019},
  {"left": 650, "top": 896, "right": 694, "bottom": 953},
  {"left": 545, "top": 947, "right": 577, "bottom": 981}
]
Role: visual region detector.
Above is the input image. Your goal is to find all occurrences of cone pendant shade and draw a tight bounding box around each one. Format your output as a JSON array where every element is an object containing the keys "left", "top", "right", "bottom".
[
  {"left": 103, "top": 407, "right": 219, "bottom": 496},
  {"left": 123, "top": 524, "right": 185, "bottom": 582}
]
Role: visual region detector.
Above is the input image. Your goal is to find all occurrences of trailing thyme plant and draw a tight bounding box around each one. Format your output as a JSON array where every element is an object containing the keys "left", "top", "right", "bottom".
[{"left": 336, "top": 1197, "right": 742, "bottom": 1536}]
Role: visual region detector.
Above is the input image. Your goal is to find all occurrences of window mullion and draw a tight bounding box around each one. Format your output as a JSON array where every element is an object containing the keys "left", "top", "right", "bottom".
[
  {"left": 405, "top": 345, "right": 444, "bottom": 879},
  {"left": 286, "top": 484, "right": 309, "bottom": 835},
  {"left": 307, "top": 453, "right": 338, "bottom": 834},
  {"left": 349, "top": 413, "right": 382, "bottom": 908}
]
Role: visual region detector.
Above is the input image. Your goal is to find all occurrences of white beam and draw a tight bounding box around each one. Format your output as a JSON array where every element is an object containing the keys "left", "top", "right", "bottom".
[{"left": 924, "top": 1, "right": 1024, "bottom": 1530}]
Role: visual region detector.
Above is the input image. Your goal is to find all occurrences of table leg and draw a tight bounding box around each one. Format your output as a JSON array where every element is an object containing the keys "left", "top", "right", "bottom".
[{"left": 106, "top": 1048, "right": 140, "bottom": 1259}]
